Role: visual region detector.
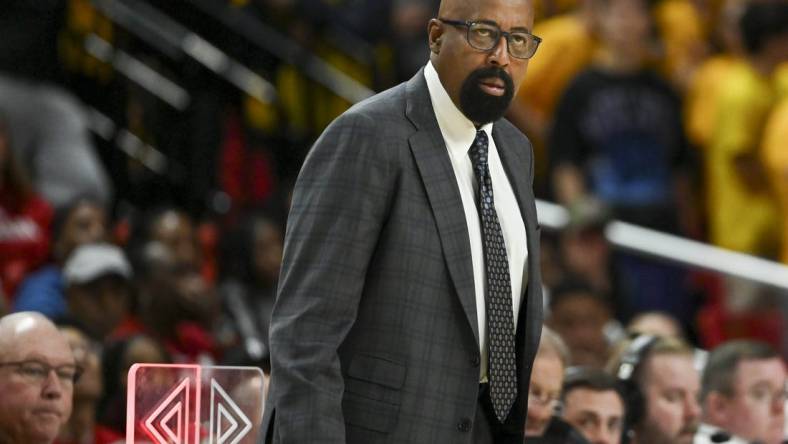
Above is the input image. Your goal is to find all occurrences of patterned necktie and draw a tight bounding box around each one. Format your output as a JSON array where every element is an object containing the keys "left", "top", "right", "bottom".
[{"left": 468, "top": 130, "right": 518, "bottom": 423}]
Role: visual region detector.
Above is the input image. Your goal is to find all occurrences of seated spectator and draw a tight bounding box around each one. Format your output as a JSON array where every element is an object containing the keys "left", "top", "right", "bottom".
[
  {"left": 0, "top": 312, "right": 76, "bottom": 444},
  {"left": 130, "top": 242, "right": 218, "bottom": 363},
  {"left": 128, "top": 205, "right": 220, "bottom": 285},
  {"left": 607, "top": 335, "right": 701, "bottom": 444},
  {"left": 0, "top": 115, "right": 53, "bottom": 300},
  {"left": 129, "top": 206, "right": 201, "bottom": 272},
  {"left": 526, "top": 327, "right": 574, "bottom": 437},
  {"left": 525, "top": 327, "right": 588, "bottom": 444},
  {"left": 56, "top": 324, "right": 102, "bottom": 444},
  {"left": 547, "top": 279, "right": 619, "bottom": 367},
  {"left": 561, "top": 367, "right": 626, "bottom": 444},
  {"left": 62, "top": 243, "right": 133, "bottom": 341},
  {"left": 627, "top": 311, "right": 684, "bottom": 339},
  {"left": 14, "top": 195, "right": 107, "bottom": 319},
  {"left": 696, "top": 340, "right": 786, "bottom": 444}
]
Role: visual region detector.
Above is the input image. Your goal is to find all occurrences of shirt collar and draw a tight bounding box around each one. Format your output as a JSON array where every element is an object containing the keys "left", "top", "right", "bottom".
[{"left": 424, "top": 61, "right": 493, "bottom": 155}]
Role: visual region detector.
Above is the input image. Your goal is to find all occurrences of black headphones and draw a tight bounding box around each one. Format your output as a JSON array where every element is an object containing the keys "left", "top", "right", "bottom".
[{"left": 615, "top": 334, "right": 659, "bottom": 443}]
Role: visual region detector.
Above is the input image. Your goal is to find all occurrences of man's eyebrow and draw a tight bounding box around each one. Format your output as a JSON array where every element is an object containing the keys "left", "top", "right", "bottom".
[
  {"left": 21, "top": 353, "right": 76, "bottom": 367},
  {"left": 749, "top": 380, "right": 779, "bottom": 390},
  {"left": 577, "top": 410, "right": 601, "bottom": 419},
  {"left": 474, "top": 19, "right": 533, "bottom": 33}
]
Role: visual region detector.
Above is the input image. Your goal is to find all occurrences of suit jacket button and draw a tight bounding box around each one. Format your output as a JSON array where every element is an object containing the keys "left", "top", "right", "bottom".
[
  {"left": 470, "top": 355, "right": 480, "bottom": 367},
  {"left": 457, "top": 418, "right": 472, "bottom": 432}
]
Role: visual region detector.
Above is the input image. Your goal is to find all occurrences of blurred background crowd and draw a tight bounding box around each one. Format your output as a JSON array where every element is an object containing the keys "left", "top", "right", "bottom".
[{"left": 0, "top": 0, "right": 786, "bottom": 442}]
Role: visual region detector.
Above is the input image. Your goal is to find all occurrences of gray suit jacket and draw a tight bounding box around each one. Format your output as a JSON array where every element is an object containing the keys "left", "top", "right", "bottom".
[{"left": 261, "top": 69, "right": 543, "bottom": 444}]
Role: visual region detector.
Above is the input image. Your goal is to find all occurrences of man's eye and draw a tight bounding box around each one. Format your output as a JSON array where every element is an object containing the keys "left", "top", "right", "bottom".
[
  {"left": 474, "top": 28, "right": 493, "bottom": 37},
  {"left": 510, "top": 34, "right": 528, "bottom": 46},
  {"left": 750, "top": 387, "right": 770, "bottom": 401},
  {"left": 662, "top": 391, "right": 681, "bottom": 403},
  {"left": 56, "top": 369, "right": 77, "bottom": 381},
  {"left": 578, "top": 418, "right": 595, "bottom": 428},
  {"left": 21, "top": 365, "right": 47, "bottom": 378}
]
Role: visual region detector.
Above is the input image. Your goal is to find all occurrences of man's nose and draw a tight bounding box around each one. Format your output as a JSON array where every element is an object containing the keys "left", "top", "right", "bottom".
[
  {"left": 527, "top": 402, "right": 552, "bottom": 422},
  {"left": 41, "top": 370, "right": 65, "bottom": 400},
  {"left": 684, "top": 394, "right": 701, "bottom": 421},
  {"left": 487, "top": 34, "right": 511, "bottom": 67},
  {"left": 596, "top": 427, "right": 615, "bottom": 444}
]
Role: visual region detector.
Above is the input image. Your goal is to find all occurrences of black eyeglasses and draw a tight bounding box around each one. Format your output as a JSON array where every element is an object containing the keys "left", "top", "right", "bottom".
[
  {"left": 0, "top": 360, "right": 84, "bottom": 385},
  {"left": 439, "top": 18, "right": 542, "bottom": 59}
]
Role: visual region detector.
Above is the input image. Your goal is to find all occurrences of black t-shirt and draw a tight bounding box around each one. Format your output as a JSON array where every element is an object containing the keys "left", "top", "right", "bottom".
[{"left": 549, "top": 67, "right": 688, "bottom": 229}]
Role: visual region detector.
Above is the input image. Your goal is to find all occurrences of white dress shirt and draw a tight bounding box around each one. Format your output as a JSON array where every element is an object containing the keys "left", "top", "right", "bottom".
[{"left": 424, "top": 61, "right": 529, "bottom": 381}]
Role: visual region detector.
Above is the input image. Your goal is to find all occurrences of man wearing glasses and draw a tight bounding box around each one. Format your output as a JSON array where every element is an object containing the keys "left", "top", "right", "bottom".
[
  {"left": 263, "top": 0, "right": 543, "bottom": 443},
  {"left": 0, "top": 312, "right": 78, "bottom": 444}
]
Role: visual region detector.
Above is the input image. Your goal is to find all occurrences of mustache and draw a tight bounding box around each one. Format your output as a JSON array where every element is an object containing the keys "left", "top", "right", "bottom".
[{"left": 468, "top": 66, "right": 514, "bottom": 89}]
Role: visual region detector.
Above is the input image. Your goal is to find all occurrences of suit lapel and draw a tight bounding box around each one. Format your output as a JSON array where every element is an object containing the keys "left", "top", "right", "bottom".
[
  {"left": 405, "top": 70, "right": 480, "bottom": 346},
  {"left": 493, "top": 124, "right": 543, "bottom": 360}
]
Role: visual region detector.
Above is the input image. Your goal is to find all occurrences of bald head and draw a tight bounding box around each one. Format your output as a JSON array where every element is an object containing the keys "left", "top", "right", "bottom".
[
  {"left": 0, "top": 312, "right": 75, "bottom": 444},
  {"left": 437, "top": 0, "right": 466, "bottom": 17},
  {"left": 437, "top": 0, "right": 532, "bottom": 17},
  {"left": 0, "top": 312, "right": 68, "bottom": 358}
]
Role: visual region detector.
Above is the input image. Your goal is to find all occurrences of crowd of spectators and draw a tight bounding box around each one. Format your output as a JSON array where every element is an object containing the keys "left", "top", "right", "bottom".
[
  {"left": 0, "top": 0, "right": 787, "bottom": 443},
  {"left": 525, "top": 329, "right": 786, "bottom": 444}
]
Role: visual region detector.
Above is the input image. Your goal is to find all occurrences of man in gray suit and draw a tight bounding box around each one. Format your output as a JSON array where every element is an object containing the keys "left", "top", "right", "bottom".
[{"left": 262, "top": 0, "right": 543, "bottom": 442}]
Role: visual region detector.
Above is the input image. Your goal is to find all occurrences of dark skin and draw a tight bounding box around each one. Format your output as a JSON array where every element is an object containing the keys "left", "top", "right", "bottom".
[
  {"left": 427, "top": 0, "right": 535, "bottom": 126},
  {"left": 53, "top": 203, "right": 107, "bottom": 264}
]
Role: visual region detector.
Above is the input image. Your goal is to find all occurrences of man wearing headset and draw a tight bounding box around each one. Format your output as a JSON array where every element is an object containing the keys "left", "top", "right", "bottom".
[{"left": 607, "top": 335, "right": 702, "bottom": 444}]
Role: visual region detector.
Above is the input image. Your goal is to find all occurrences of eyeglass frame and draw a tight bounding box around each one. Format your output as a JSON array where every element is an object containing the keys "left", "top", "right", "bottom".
[
  {"left": 438, "top": 18, "right": 542, "bottom": 60},
  {"left": 528, "top": 385, "right": 564, "bottom": 412},
  {"left": 0, "top": 360, "right": 84, "bottom": 385}
]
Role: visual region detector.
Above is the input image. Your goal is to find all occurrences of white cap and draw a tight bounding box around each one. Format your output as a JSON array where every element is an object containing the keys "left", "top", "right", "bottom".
[{"left": 63, "top": 243, "right": 132, "bottom": 285}]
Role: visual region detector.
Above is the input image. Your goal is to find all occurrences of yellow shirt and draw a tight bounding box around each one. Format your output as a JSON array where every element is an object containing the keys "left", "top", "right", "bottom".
[
  {"left": 775, "top": 62, "right": 788, "bottom": 99},
  {"left": 515, "top": 13, "right": 596, "bottom": 121},
  {"left": 707, "top": 62, "right": 781, "bottom": 255},
  {"left": 684, "top": 55, "right": 741, "bottom": 150},
  {"left": 762, "top": 97, "right": 788, "bottom": 262}
]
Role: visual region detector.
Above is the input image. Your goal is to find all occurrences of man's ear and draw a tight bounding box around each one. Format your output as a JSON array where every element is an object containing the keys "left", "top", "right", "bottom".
[{"left": 428, "top": 19, "right": 443, "bottom": 54}]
